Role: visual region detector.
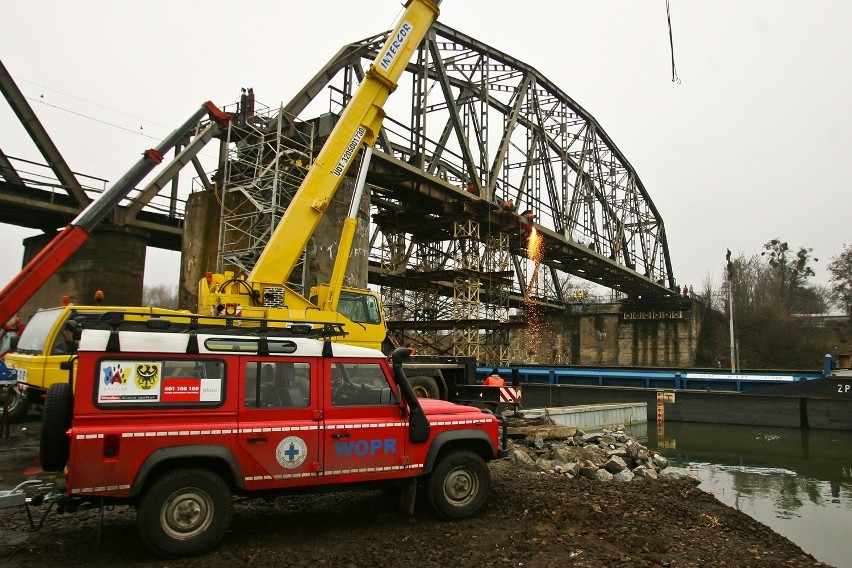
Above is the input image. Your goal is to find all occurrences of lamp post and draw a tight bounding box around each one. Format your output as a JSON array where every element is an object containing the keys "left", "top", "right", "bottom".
[{"left": 726, "top": 249, "right": 736, "bottom": 372}]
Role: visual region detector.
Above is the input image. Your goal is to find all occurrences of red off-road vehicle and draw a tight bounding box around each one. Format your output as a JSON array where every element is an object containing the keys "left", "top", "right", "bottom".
[{"left": 37, "top": 312, "right": 506, "bottom": 557}]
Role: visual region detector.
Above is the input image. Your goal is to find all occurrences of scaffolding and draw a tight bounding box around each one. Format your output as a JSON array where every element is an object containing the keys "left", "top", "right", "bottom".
[{"left": 217, "top": 105, "right": 314, "bottom": 293}]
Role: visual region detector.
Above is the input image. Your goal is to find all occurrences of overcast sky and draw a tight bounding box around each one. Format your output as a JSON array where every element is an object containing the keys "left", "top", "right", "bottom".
[{"left": 2, "top": 0, "right": 850, "bottom": 298}]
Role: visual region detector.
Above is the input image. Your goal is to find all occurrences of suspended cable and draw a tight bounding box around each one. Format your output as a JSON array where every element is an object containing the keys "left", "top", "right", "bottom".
[
  {"left": 666, "top": 0, "right": 681, "bottom": 84},
  {"left": 23, "top": 96, "right": 219, "bottom": 162},
  {"left": 25, "top": 96, "right": 161, "bottom": 140},
  {"left": 20, "top": 78, "right": 173, "bottom": 129}
]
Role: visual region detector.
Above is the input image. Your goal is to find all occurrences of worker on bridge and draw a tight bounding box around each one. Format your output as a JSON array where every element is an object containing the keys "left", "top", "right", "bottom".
[{"left": 483, "top": 368, "right": 505, "bottom": 386}]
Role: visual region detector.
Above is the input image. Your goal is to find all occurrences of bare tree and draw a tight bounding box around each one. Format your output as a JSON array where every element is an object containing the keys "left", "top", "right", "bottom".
[
  {"left": 142, "top": 285, "right": 179, "bottom": 309},
  {"left": 828, "top": 244, "right": 852, "bottom": 316},
  {"left": 715, "top": 242, "right": 832, "bottom": 368}
]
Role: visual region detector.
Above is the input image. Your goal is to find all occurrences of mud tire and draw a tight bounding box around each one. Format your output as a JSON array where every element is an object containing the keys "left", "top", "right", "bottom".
[
  {"left": 409, "top": 375, "right": 440, "bottom": 399},
  {"left": 137, "top": 468, "right": 233, "bottom": 557},
  {"left": 426, "top": 450, "right": 490, "bottom": 520}
]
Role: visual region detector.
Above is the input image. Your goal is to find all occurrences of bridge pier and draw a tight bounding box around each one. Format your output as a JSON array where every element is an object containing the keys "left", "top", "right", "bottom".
[
  {"left": 179, "top": 190, "right": 219, "bottom": 311},
  {"left": 18, "top": 224, "right": 148, "bottom": 319},
  {"left": 507, "top": 299, "right": 701, "bottom": 368}
]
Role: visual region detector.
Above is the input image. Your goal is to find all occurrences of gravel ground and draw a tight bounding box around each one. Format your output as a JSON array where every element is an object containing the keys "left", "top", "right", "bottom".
[{"left": 0, "top": 415, "right": 832, "bottom": 567}]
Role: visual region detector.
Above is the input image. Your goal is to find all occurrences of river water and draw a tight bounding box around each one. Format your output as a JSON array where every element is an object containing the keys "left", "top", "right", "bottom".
[{"left": 642, "top": 422, "right": 852, "bottom": 568}]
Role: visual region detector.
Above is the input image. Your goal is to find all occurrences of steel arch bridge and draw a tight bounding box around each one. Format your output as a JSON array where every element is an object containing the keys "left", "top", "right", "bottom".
[
  {"left": 279, "top": 23, "right": 675, "bottom": 302},
  {"left": 1, "top": 22, "right": 678, "bottom": 363}
]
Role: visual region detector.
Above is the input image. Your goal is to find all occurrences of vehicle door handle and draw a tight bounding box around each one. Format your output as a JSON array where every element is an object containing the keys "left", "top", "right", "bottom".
[
  {"left": 247, "top": 436, "right": 268, "bottom": 443},
  {"left": 331, "top": 433, "right": 349, "bottom": 439}
]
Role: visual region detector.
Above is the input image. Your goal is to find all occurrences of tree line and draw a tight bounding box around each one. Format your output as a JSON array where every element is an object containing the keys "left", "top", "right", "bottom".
[{"left": 695, "top": 240, "right": 851, "bottom": 369}]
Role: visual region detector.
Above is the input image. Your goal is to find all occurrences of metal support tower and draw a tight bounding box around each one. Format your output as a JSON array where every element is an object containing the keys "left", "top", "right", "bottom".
[
  {"left": 217, "top": 105, "right": 314, "bottom": 293},
  {"left": 483, "top": 231, "right": 510, "bottom": 365},
  {"left": 452, "top": 219, "right": 482, "bottom": 360},
  {"left": 379, "top": 229, "right": 408, "bottom": 323}
]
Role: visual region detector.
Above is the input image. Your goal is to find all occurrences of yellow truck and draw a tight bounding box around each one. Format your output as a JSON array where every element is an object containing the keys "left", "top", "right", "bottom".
[
  {"left": 4, "top": 0, "right": 506, "bottom": 420},
  {"left": 4, "top": 305, "right": 186, "bottom": 421}
]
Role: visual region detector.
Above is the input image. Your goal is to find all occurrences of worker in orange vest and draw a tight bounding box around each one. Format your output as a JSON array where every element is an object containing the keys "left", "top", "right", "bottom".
[{"left": 483, "top": 368, "right": 505, "bottom": 386}]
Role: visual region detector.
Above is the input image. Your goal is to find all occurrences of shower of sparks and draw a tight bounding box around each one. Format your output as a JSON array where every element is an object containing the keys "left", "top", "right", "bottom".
[
  {"left": 524, "top": 228, "right": 545, "bottom": 360},
  {"left": 525, "top": 228, "right": 543, "bottom": 301}
]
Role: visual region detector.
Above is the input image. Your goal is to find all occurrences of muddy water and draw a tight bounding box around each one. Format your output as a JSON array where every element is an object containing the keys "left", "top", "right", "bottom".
[{"left": 649, "top": 421, "right": 852, "bottom": 568}]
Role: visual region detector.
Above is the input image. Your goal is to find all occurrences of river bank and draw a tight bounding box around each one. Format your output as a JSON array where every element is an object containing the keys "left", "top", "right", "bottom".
[{"left": 0, "top": 416, "right": 832, "bottom": 567}]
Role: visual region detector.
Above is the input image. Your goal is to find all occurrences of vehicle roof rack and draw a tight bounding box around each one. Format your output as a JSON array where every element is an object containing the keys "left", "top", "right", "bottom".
[{"left": 89, "top": 311, "right": 348, "bottom": 353}]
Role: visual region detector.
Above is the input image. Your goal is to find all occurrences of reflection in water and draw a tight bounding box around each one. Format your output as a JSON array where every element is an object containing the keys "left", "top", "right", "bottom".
[{"left": 648, "top": 423, "right": 852, "bottom": 568}]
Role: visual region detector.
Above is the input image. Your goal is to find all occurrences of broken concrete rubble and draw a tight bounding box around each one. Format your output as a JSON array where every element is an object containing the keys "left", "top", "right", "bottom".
[{"left": 505, "top": 413, "right": 696, "bottom": 484}]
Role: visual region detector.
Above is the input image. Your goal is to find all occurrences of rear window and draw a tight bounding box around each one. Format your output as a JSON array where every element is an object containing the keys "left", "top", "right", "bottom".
[{"left": 95, "top": 358, "right": 226, "bottom": 408}]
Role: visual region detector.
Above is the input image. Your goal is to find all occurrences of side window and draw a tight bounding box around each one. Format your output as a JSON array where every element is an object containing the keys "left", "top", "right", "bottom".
[
  {"left": 50, "top": 327, "right": 76, "bottom": 355},
  {"left": 331, "top": 362, "right": 398, "bottom": 407},
  {"left": 245, "top": 361, "right": 311, "bottom": 408},
  {"left": 96, "top": 358, "right": 225, "bottom": 407},
  {"left": 337, "top": 292, "right": 382, "bottom": 325}
]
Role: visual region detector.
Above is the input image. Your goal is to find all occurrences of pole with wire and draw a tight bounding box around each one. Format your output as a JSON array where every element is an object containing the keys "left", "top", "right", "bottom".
[{"left": 726, "top": 249, "right": 736, "bottom": 372}]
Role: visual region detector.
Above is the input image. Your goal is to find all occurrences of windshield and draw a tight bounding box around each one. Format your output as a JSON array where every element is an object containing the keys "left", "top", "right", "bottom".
[{"left": 14, "top": 309, "right": 67, "bottom": 354}]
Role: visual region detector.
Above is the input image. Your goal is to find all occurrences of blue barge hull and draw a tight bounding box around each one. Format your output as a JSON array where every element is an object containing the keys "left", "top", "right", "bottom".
[
  {"left": 478, "top": 358, "right": 831, "bottom": 394},
  {"left": 476, "top": 359, "right": 852, "bottom": 430}
]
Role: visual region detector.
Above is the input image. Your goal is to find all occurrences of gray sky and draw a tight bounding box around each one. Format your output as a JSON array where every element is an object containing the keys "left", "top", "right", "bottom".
[{"left": 2, "top": 0, "right": 850, "bottom": 297}]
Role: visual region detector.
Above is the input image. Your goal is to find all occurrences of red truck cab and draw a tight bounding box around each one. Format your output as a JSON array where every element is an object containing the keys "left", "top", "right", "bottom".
[{"left": 40, "top": 312, "right": 505, "bottom": 557}]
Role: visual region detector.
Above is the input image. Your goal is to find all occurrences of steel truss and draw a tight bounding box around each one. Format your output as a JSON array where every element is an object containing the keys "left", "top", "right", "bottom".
[{"left": 217, "top": 22, "right": 676, "bottom": 362}]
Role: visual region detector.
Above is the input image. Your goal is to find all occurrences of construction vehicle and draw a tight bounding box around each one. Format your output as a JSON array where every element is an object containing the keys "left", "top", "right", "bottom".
[
  {"left": 193, "top": 0, "right": 518, "bottom": 406},
  {"left": 196, "top": 1, "right": 440, "bottom": 351},
  {"left": 4, "top": 0, "right": 518, "bottom": 418},
  {"left": 0, "top": 102, "right": 228, "bottom": 326}
]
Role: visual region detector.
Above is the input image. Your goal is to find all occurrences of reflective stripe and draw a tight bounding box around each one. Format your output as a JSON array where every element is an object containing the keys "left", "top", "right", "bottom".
[
  {"left": 245, "top": 462, "right": 425, "bottom": 481},
  {"left": 71, "top": 484, "right": 130, "bottom": 494},
  {"left": 90, "top": 422, "right": 430, "bottom": 439}
]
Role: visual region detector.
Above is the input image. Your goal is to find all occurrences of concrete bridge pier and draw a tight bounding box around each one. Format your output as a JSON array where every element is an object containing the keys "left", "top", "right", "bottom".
[
  {"left": 18, "top": 224, "right": 149, "bottom": 319},
  {"left": 508, "top": 299, "right": 702, "bottom": 368}
]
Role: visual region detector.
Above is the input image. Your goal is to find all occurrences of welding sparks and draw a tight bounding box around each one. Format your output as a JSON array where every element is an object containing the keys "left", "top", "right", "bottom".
[
  {"left": 525, "top": 227, "right": 544, "bottom": 301},
  {"left": 527, "top": 227, "right": 543, "bottom": 264},
  {"left": 524, "top": 227, "right": 545, "bottom": 359}
]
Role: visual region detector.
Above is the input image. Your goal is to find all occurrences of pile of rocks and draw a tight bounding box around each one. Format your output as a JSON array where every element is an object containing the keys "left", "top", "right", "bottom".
[{"left": 504, "top": 416, "right": 700, "bottom": 484}]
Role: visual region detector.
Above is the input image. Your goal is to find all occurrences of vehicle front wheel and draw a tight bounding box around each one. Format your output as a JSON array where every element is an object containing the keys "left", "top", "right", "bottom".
[
  {"left": 137, "top": 468, "right": 233, "bottom": 557},
  {"left": 426, "top": 450, "right": 490, "bottom": 520}
]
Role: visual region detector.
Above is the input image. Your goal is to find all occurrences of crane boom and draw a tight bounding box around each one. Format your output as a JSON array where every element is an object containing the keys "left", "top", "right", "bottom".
[{"left": 248, "top": 0, "right": 440, "bottom": 286}]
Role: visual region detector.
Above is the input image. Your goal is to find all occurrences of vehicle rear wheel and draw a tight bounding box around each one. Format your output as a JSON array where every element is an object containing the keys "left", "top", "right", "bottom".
[
  {"left": 137, "top": 468, "right": 233, "bottom": 557},
  {"left": 426, "top": 450, "right": 490, "bottom": 520},
  {"left": 2, "top": 384, "right": 31, "bottom": 423},
  {"left": 409, "top": 375, "right": 440, "bottom": 399},
  {"left": 40, "top": 383, "right": 73, "bottom": 472}
]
